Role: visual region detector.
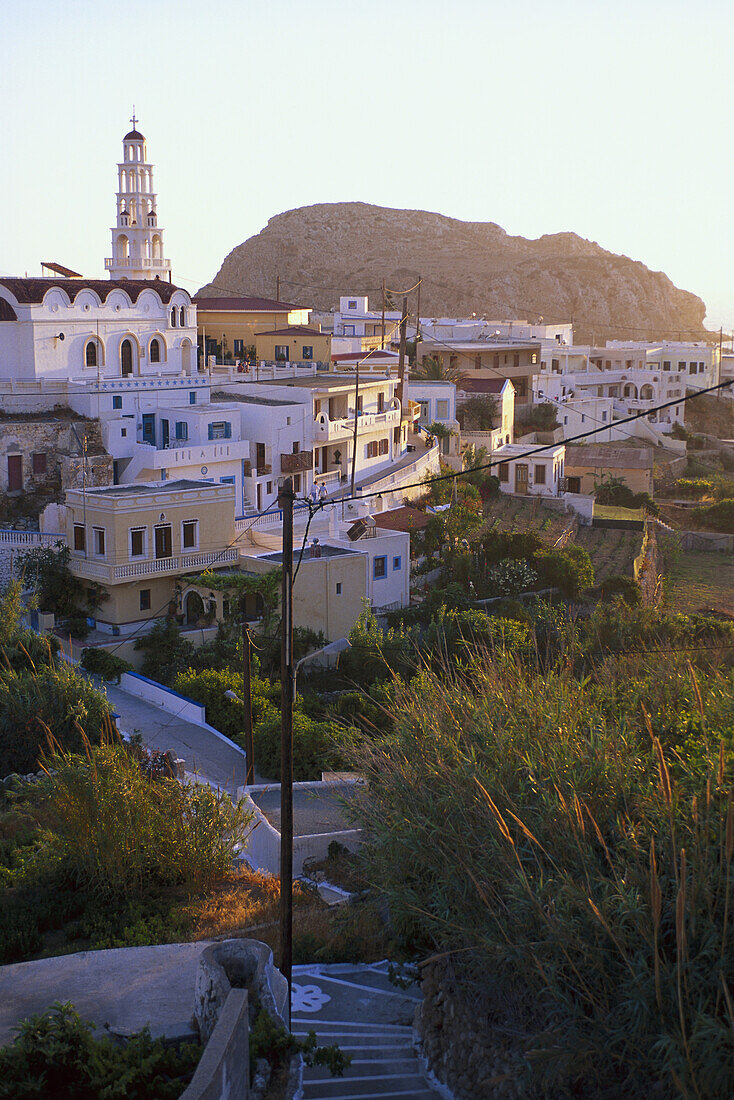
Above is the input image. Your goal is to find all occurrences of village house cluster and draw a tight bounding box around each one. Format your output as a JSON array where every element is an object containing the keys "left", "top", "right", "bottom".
[{"left": 0, "top": 121, "right": 723, "bottom": 637}]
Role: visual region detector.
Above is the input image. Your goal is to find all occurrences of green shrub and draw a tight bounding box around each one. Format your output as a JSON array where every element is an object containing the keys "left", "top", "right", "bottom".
[
  {"left": 535, "top": 544, "right": 594, "bottom": 599},
  {"left": 254, "top": 710, "right": 346, "bottom": 781},
  {"left": 599, "top": 574, "right": 641, "bottom": 606},
  {"left": 174, "top": 666, "right": 277, "bottom": 739},
  {"left": 485, "top": 559, "right": 537, "bottom": 597},
  {"left": 693, "top": 498, "right": 734, "bottom": 532},
  {"left": 61, "top": 614, "right": 91, "bottom": 640},
  {"left": 80, "top": 647, "right": 132, "bottom": 683},
  {"left": 674, "top": 477, "right": 713, "bottom": 499},
  {"left": 134, "top": 619, "right": 194, "bottom": 686},
  {"left": 0, "top": 660, "right": 113, "bottom": 775},
  {"left": 0, "top": 1001, "right": 201, "bottom": 1099},
  {"left": 44, "top": 741, "right": 253, "bottom": 896}
]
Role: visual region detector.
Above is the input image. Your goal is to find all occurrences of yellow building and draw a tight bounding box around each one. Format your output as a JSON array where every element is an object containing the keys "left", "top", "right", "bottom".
[
  {"left": 240, "top": 544, "right": 367, "bottom": 641},
  {"left": 66, "top": 479, "right": 238, "bottom": 629},
  {"left": 564, "top": 444, "right": 654, "bottom": 496},
  {"left": 193, "top": 295, "right": 311, "bottom": 366},
  {"left": 254, "top": 326, "right": 331, "bottom": 366}
]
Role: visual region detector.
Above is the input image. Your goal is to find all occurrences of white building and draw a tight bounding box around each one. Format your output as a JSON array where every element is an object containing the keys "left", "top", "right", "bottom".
[
  {"left": 332, "top": 295, "right": 401, "bottom": 351},
  {"left": 455, "top": 376, "right": 515, "bottom": 451},
  {"left": 597, "top": 341, "right": 716, "bottom": 389},
  {"left": 537, "top": 368, "right": 686, "bottom": 434},
  {"left": 0, "top": 277, "right": 196, "bottom": 383},
  {"left": 493, "top": 442, "right": 566, "bottom": 497}
]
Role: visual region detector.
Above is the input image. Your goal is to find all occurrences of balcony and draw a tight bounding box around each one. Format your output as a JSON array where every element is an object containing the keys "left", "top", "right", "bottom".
[
  {"left": 312, "top": 407, "right": 400, "bottom": 443},
  {"left": 104, "top": 256, "right": 171, "bottom": 272},
  {"left": 281, "top": 450, "right": 313, "bottom": 474},
  {"left": 70, "top": 546, "right": 239, "bottom": 584},
  {"left": 133, "top": 439, "right": 250, "bottom": 467}
]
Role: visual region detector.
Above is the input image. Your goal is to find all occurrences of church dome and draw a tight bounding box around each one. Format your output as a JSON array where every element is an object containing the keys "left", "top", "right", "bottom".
[{"left": 124, "top": 129, "right": 144, "bottom": 141}]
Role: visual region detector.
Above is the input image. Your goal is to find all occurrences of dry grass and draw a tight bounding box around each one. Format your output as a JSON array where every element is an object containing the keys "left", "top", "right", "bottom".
[
  {"left": 663, "top": 550, "right": 734, "bottom": 615},
  {"left": 576, "top": 526, "right": 642, "bottom": 582}
]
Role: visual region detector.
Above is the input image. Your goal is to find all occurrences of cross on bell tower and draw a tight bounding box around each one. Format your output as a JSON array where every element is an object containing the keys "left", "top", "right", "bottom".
[{"left": 105, "top": 116, "right": 172, "bottom": 282}]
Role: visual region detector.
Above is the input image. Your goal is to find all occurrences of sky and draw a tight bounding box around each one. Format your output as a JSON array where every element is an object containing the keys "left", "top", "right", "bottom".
[{"left": 2, "top": 0, "right": 733, "bottom": 330}]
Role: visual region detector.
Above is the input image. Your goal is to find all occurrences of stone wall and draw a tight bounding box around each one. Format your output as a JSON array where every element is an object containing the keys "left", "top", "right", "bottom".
[
  {"left": 0, "top": 412, "right": 111, "bottom": 503},
  {"left": 634, "top": 520, "right": 663, "bottom": 605},
  {"left": 415, "top": 961, "right": 533, "bottom": 1099}
]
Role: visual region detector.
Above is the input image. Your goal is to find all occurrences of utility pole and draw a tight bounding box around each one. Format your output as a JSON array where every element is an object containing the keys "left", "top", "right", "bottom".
[
  {"left": 381, "top": 280, "right": 386, "bottom": 349},
  {"left": 277, "top": 273, "right": 281, "bottom": 301},
  {"left": 241, "top": 620, "right": 254, "bottom": 785},
  {"left": 397, "top": 294, "right": 408, "bottom": 406},
  {"left": 350, "top": 353, "right": 360, "bottom": 499},
  {"left": 718, "top": 327, "right": 723, "bottom": 396},
  {"left": 414, "top": 276, "right": 421, "bottom": 366},
  {"left": 278, "top": 476, "right": 295, "bottom": 1024}
]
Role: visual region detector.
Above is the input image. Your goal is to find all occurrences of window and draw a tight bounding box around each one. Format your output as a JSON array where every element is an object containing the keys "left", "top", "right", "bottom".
[
  {"left": 182, "top": 520, "right": 198, "bottom": 550},
  {"left": 552, "top": 359, "right": 559, "bottom": 373},
  {"left": 493, "top": 354, "right": 500, "bottom": 369},
  {"left": 170, "top": 307, "right": 177, "bottom": 327},
  {"left": 343, "top": 325, "right": 355, "bottom": 336},
  {"left": 130, "top": 528, "right": 146, "bottom": 557},
  {"left": 302, "top": 345, "right": 313, "bottom": 360},
  {"left": 699, "top": 361, "right": 706, "bottom": 372},
  {"left": 602, "top": 411, "right": 607, "bottom": 422},
  {"left": 175, "top": 421, "right": 188, "bottom": 441},
  {"left": 336, "top": 582, "right": 342, "bottom": 595},
  {"left": 208, "top": 421, "right": 232, "bottom": 440},
  {"left": 393, "top": 556, "right": 402, "bottom": 571},
  {"left": 149, "top": 338, "right": 161, "bottom": 363},
  {"left": 678, "top": 361, "right": 685, "bottom": 371},
  {"left": 293, "top": 441, "right": 300, "bottom": 453},
  {"left": 374, "top": 555, "right": 387, "bottom": 579},
  {"left": 531, "top": 353, "right": 538, "bottom": 364},
  {"left": 690, "top": 363, "right": 697, "bottom": 375},
  {"left": 266, "top": 481, "right": 272, "bottom": 494},
  {"left": 121, "top": 339, "right": 133, "bottom": 377},
  {"left": 513, "top": 354, "right": 520, "bottom": 367},
  {"left": 139, "top": 589, "right": 151, "bottom": 611},
  {"left": 112, "top": 395, "right": 122, "bottom": 410},
  {"left": 86, "top": 342, "right": 97, "bottom": 368},
  {"left": 534, "top": 464, "right": 546, "bottom": 485},
  {"left": 275, "top": 345, "right": 289, "bottom": 362},
  {"left": 121, "top": 428, "right": 127, "bottom": 437},
  {"left": 663, "top": 360, "right": 671, "bottom": 371},
  {"left": 154, "top": 524, "right": 172, "bottom": 559},
  {"left": 189, "top": 392, "right": 197, "bottom": 405},
  {"left": 348, "top": 300, "right": 357, "bottom": 309},
  {"left": 436, "top": 399, "right": 449, "bottom": 419},
  {"left": 294, "top": 474, "right": 301, "bottom": 492},
  {"left": 73, "top": 524, "right": 86, "bottom": 552},
  {"left": 93, "top": 527, "right": 106, "bottom": 557},
  {"left": 420, "top": 401, "right": 430, "bottom": 420},
  {"left": 380, "top": 438, "right": 389, "bottom": 455},
  {"left": 498, "top": 462, "right": 509, "bottom": 483},
  {"left": 179, "top": 307, "right": 185, "bottom": 327},
  {"left": 233, "top": 339, "right": 244, "bottom": 355},
  {"left": 515, "top": 379, "right": 527, "bottom": 397},
  {"left": 32, "top": 452, "right": 46, "bottom": 475},
  {"left": 377, "top": 392, "right": 385, "bottom": 413}
]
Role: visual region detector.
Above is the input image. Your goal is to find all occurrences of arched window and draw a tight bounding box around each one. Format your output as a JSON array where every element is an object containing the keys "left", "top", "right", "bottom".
[
  {"left": 170, "top": 307, "right": 177, "bottom": 328},
  {"left": 121, "top": 339, "right": 133, "bottom": 377},
  {"left": 116, "top": 234, "right": 129, "bottom": 260},
  {"left": 179, "top": 306, "right": 185, "bottom": 327},
  {"left": 149, "top": 338, "right": 161, "bottom": 363},
  {"left": 85, "top": 341, "right": 97, "bottom": 368}
]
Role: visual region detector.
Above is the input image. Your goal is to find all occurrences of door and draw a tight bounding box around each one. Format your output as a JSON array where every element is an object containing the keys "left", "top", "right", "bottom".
[
  {"left": 515, "top": 464, "right": 529, "bottom": 495},
  {"left": 154, "top": 525, "right": 172, "bottom": 559},
  {"left": 161, "top": 419, "right": 170, "bottom": 448},
  {"left": 121, "top": 339, "right": 133, "bottom": 377},
  {"left": 142, "top": 414, "right": 156, "bottom": 445},
  {"left": 7, "top": 455, "right": 22, "bottom": 492}
]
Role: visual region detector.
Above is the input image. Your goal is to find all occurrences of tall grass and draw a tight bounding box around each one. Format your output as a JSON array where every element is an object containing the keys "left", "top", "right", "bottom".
[
  {"left": 41, "top": 735, "right": 253, "bottom": 897},
  {"left": 346, "top": 650, "right": 734, "bottom": 1096}
]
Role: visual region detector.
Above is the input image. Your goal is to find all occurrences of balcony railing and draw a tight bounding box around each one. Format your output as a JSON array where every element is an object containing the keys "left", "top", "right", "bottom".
[
  {"left": 104, "top": 256, "right": 171, "bottom": 271},
  {"left": 71, "top": 546, "right": 239, "bottom": 583},
  {"left": 281, "top": 450, "right": 313, "bottom": 474}
]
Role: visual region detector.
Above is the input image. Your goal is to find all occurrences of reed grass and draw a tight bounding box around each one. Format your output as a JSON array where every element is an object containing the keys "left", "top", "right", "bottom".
[{"left": 346, "top": 648, "right": 734, "bottom": 1096}]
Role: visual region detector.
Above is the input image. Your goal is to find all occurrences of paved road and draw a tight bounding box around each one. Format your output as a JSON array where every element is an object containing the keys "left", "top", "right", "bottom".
[{"left": 101, "top": 680, "right": 249, "bottom": 795}]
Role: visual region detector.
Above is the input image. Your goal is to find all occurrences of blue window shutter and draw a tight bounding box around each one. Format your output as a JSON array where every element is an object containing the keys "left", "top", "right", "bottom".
[
  {"left": 208, "top": 424, "right": 214, "bottom": 441},
  {"left": 225, "top": 422, "right": 232, "bottom": 439}
]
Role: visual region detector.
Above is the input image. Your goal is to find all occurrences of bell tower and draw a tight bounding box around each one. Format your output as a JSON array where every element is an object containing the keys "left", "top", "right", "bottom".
[{"left": 105, "top": 113, "right": 172, "bottom": 281}]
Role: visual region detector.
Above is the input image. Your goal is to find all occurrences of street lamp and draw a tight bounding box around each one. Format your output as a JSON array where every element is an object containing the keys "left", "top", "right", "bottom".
[{"left": 293, "top": 638, "right": 351, "bottom": 700}]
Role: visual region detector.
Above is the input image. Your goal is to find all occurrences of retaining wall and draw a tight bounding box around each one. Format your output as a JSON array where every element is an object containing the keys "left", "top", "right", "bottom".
[
  {"left": 180, "top": 989, "right": 249, "bottom": 1100},
  {"left": 680, "top": 530, "right": 734, "bottom": 553}
]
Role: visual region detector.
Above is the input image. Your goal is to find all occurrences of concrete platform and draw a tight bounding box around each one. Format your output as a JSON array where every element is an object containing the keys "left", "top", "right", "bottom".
[{"left": 0, "top": 941, "right": 212, "bottom": 1045}]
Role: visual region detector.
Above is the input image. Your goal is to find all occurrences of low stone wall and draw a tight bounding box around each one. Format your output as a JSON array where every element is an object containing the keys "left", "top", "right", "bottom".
[
  {"left": 681, "top": 530, "right": 734, "bottom": 553},
  {"left": 415, "top": 961, "right": 530, "bottom": 1099},
  {"left": 180, "top": 989, "right": 249, "bottom": 1100},
  {"left": 634, "top": 521, "right": 662, "bottom": 605}
]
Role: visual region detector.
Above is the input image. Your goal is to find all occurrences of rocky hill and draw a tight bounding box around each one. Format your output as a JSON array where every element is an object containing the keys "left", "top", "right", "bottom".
[{"left": 199, "top": 203, "right": 708, "bottom": 344}]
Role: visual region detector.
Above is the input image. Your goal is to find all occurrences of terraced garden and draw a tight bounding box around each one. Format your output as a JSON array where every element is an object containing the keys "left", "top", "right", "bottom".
[
  {"left": 481, "top": 495, "right": 569, "bottom": 542},
  {"left": 662, "top": 548, "right": 734, "bottom": 616},
  {"left": 575, "top": 526, "right": 642, "bottom": 582}
]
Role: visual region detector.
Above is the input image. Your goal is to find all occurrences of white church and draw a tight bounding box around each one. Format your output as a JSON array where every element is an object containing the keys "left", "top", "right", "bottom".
[{"left": 0, "top": 120, "right": 197, "bottom": 383}]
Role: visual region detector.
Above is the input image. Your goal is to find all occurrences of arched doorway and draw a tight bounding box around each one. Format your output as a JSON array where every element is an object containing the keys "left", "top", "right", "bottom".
[
  {"left": 181, "top": 338, "right": 193, "bottom": 373},
  {"left": 185, "top": 591, "right": 205, "bottom": 625},
  {"left": 121, "top": 339, "right": 133, "bottom": 377}
]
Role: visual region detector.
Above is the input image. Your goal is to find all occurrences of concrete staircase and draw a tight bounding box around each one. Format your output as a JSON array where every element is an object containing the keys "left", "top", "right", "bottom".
[{"left": 291, "top": 962, "right": 440, "bottom": 1100}]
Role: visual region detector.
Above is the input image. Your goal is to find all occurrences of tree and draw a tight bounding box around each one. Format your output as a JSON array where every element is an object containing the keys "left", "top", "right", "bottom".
[
  {"left": 411, "top": 355, "right": 465, "bottom": 384},
  {"left": 134, "top": 619, "right": 195, "bottom": 686},
  {"left": 457, "top": 395, "right": 497, "bottom": 431},
  {"left": 18, "top": 544, "right": 86, "bottom": 619}
]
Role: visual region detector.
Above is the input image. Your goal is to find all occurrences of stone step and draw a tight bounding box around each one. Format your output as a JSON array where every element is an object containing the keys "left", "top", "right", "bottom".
[
  {"left": 302, "top": 1074, "right": 436, "bottom": 1099},
  {"left": 303, "top": 1056, "right": 421, "bottom": 1079}
]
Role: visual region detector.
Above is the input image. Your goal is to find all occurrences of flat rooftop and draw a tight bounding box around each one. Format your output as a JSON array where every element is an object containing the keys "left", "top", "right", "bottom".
[
  {"left": 211, "top": 390, "right": 299, "bottom": 407},
  {"left": 258, "top": 544, "right": 359, "bottom": 562},
  {"left": 80, "top": 479, "right": 223, "bottom": 497},
  {"left": 251, "top": 784, "right": 359, "bottom": 837},
  {"left": 264, "top": 374, "right": 388, "bottom": 390}
]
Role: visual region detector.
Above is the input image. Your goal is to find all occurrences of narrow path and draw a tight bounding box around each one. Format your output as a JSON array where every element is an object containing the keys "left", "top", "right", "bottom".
[{"left": 291, "top": 961, "right": 440, "bottom": 1099}]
